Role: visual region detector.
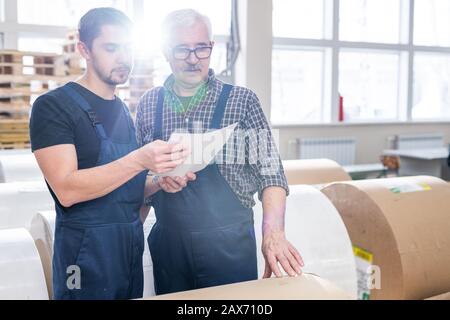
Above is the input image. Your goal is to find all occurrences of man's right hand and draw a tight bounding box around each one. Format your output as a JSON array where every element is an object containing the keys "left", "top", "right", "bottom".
[{"left": 133, "top": 140, "right": 190, "bottom": 174}]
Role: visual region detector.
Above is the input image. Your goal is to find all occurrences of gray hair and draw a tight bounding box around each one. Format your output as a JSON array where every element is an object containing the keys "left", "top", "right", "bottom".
[{"left": 161, "top": 9, "right": 213, "bottom": 51}]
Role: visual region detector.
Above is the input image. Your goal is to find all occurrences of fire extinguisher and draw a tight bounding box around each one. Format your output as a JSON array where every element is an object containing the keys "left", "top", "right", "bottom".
[{"left": 339, "top": 94, "right": 344, "bottom": 122}]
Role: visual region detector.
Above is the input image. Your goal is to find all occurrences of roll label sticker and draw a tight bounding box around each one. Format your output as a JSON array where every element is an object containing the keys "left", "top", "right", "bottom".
[
  {"left": 353, "top": 245, "right": 373, "bottom": 300},
  {"left": 385, "top": 182, "right": 431, "bottom": 194}
]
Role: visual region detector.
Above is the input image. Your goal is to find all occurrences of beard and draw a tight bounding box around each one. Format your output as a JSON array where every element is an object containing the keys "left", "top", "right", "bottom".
[{"left": 92, "top": 60, "right": 131, "bottom": 86}]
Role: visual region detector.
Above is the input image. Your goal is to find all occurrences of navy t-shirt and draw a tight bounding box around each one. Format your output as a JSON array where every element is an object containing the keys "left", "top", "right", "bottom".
[{"left": 29, "top": 82, "right": 131, "bottom": 207}]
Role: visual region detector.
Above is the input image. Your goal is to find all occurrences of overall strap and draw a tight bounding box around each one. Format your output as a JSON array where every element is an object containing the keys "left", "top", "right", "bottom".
[
  {"left": 154, "top": 87, "right": 165, "bottom": 140},
  {"left": 210, "top": 84, "right": 233, "bottom": 129},
  {"left": 61, "top": 84, "right": 108, "bottom": 140}
]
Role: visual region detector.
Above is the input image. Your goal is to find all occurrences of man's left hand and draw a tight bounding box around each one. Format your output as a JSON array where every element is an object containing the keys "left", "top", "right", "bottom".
[{"left": 159, "top": 172, "right": 196, "bottom": 193}]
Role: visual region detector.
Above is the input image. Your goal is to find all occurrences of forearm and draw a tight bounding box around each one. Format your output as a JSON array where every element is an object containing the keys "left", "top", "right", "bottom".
[
  {"left": 59, "top": 150, "right": 144, "bottom": 207},
  {"left": 261, "top": 186, "right": 287, "bottom": 236}
]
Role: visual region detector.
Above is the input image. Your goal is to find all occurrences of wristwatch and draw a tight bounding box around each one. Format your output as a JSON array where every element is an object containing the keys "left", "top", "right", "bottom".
[
  {"left": 152, "top": 174, "right": 160, "bottom": 187},
  {"left": 144, "top": 175, "right": 160, "bottom": 206}
]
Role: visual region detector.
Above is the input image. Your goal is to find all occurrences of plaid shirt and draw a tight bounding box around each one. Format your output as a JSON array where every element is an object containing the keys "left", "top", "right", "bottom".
[{"left": 135, "top": 69, "right": 289, "bottom": 208}]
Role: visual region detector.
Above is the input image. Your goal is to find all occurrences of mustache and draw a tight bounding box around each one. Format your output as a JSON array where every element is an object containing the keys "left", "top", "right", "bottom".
[
  {"left": 112, "top": 65, "right": 131, "bottom": 73},
  {"left": 184, "top": 65, "right": 201, "bottom": 72}
]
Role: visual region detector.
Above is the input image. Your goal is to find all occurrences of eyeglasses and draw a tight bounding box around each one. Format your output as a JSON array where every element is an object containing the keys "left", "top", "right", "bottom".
[{"left": 172, "top": 45, "right": 213, "bottom": 60}]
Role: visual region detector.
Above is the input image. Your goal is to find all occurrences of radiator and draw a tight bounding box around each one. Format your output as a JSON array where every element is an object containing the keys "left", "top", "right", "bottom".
[
  {"left": 298, "top": 137, "right": 356, "bottom": 166},
  {"left": 396, "top": 133, "right": 444, "bottom": 150}
]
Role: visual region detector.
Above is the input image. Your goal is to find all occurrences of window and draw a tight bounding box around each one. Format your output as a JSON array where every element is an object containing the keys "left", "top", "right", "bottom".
[
  {"left": 413, "top": 53, "right": 450, "bottom": 119},
  {"left": 273, "top": 0, "right": 328, "bottom": 39},
  {"left": 339, "top": 0, "right": 404, "bottom": 44},
  {"left": 414, "top": 0, "right": 450, "bottom": 47},
  {"left": 17, "top": 0, "right": 133, "bottom": 27},
  {"left": 272, "top": 47, "right": 328, "bottom": 124},
  {"left": 272, "top": 0, "right": 450, "bottom": 124},
  {"left": 339, "top": 50, "right": 401, "bottom": 121}
]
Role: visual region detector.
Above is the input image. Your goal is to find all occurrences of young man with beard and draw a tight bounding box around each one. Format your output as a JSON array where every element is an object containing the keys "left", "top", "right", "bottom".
[{"left": 30, "top": 7, "right": 189, "bottom": 300}]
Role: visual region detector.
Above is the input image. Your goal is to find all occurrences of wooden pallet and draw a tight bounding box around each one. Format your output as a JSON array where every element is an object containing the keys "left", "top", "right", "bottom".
[
  {"left": 0, "top": 96, "right": 31, "bottom": 105},
  {"left": 0, "top": 52, "right": 23, "bottom": 64},
  {"left": 0, "top": 120, "right": 29, "bottom": 132},
  {"left": 0, "top": 50, "right": 66, "bottom": 76},
  {"left": 0, "top": 102, "right": 30, "bottom": 116},
  {"left": 0, "top": 74, "right": 75, "bottom": 84},
  {"left": 0, "top": 63, "right": 66, "bottom": 76},
  {"left": 0, "top": 120, "right": 30, "bottom": 149},
  {"left": 0, "top": 87, "right": 47, "bottom": 96},
  {"left": 63, "top": 30, "right": 78, "bottom": 54},
  {"left": 0, "top": 142, "right": 31, "bottom": 150},
  {"left": 0, "top": 132, "right": 30, "bottom": 142},
  {"left": 0, "top": 50, "right": 61, "bottom": 66}
]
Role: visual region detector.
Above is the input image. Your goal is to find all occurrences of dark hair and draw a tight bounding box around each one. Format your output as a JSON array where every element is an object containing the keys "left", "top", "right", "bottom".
[{"left": 78, "top": 7, "right": 133, "bottom": 49}]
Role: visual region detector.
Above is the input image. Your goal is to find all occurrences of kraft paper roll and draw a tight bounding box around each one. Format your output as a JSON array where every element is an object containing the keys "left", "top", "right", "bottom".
[
  {"left": 253, "top": 184, "right": 357, "bottom": 298},
  {"left": 147, "top": 274, "right": 351, "bottom": 300},
  {"left": 0, "top": 228, "right": 49, "bottom": 300},
  {"left": 29, "top": 211, "right": 56, "bottom": 299},
  {"left": 282, "top": 159, "right": 351, "bottom": 185},
  {"left": 322, "top": 176, "right": 450, "bottom": 300}
]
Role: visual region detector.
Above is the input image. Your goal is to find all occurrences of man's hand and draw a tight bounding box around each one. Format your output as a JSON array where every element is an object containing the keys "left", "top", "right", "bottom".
[
  {"left": 133, "top": 140, "right": 190, "bottom": 174},
  {"left": 262, "top": 230, "right": 304, "bottom": 278},
  {"left": 158, "top": 172, "right": 196, "bottom": 193}
]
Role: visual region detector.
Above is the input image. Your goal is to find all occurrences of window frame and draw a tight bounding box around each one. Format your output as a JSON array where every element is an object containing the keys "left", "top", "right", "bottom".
[{"left": 272, "top": 0, "right": 450, "bottom": 125}]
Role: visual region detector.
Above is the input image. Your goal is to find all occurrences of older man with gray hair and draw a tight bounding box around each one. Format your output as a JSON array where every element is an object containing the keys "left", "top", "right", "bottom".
[{"left": 136, "top": 8, "right": 304, "bottom": 295}]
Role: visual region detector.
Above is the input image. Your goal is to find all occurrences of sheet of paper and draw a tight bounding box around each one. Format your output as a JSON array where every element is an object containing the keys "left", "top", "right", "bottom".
[{"left": 157, "top": 122, "right": 238, "bottom": 177}]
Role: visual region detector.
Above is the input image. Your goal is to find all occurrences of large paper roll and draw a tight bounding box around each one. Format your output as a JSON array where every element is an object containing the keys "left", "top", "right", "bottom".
[
  {"left": 0, "top": 228, "right": 49, "bottom": 300},
  {"left": 282, "top": 159, "right": 351, "bottom": 185},
  {"left": 143, "top": 209, "right": 156, "bottom": 297},
  {"left": 426, "top": 292, "right": 450, "bottom": 300},
  {"left": 253, "top": 185, "right": 357, "bottom": 298},
  {"left": 322, "top": 176, "right": 450, "bottom": 300},
  {"left": 0, "top": 153, "right": 43, "bottom": 183},
  {"left": 147, "top": 274, "right": 351, "bottom": 300},
  {"left": 29, "top": 211, "right": 56, "bottom": 299},
  {"left": 0, "top": 181, "right": 54, "bottom": 229},
  {"left": 0, "top": 149, "right": 32, "bottom": 156}
]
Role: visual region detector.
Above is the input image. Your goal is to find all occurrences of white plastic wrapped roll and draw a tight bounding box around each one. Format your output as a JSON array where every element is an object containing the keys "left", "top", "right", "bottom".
[
  {"left": 28, "top": 209, "right": 157, "bottom": 299},
  {"left": 0, "top": 181, "right": 54, "bottom": 230},
  {"left": 29, "top": 211, "right": 56, "bottom": 299},
  {"left": 26, "top": 208, "right": 157, "bottom": 299},
  {"left": 0, "top": 228, "right": 49, "bottom": 300},
  {"left": 143, "top": 208, "right": 156, "bottom": 297},
  {"left": 0, "top": 153, "right": 43, "bottom": 183},
  {"left": 253, "top": 185, "right": 357, "bottom": 298},
  {"left": 0, "top": 149, "right": 31, "bottom": 156}
]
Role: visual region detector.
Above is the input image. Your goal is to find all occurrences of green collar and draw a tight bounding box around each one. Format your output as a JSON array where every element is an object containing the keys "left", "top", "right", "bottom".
[{"left": 163, "top": 72, "right": 211, "bottom": 113}]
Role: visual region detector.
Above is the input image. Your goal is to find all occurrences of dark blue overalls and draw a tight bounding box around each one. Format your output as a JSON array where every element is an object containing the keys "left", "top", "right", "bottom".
[
  {"left": 52, "top": 84, "right": 147, "bottom": 300},
  {"left": 149, "top": 84, "right": 258, "bottom": 295}
]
